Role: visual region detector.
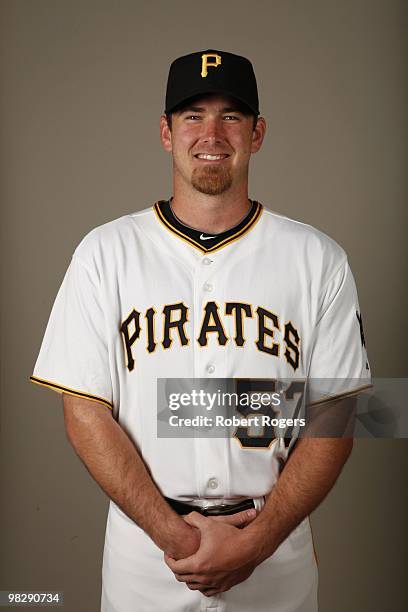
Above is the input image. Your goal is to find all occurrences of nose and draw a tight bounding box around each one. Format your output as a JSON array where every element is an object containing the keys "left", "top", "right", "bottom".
[{"left": 201, "top": 117, "right": 224, "bottom": 144}]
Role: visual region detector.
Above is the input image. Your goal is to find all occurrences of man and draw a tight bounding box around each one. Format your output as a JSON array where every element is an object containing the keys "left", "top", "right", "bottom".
[{"left": 31, "top": 50, "right": 371, "bottom": 611}]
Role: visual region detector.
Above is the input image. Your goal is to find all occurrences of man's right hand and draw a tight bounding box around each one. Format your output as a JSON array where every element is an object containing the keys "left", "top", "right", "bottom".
[{"left": 166, "top": 507, "right": 258, "bottom": 560}]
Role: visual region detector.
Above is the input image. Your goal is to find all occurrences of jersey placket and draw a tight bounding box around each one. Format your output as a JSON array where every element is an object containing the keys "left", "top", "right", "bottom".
[{"left": 192, "top": 251, "right": 230, "bottom": 500}]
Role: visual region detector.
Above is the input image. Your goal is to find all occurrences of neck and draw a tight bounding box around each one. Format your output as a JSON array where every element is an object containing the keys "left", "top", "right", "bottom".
[{"left": 171, "top": 181, "right": 251, "bottom": 234}]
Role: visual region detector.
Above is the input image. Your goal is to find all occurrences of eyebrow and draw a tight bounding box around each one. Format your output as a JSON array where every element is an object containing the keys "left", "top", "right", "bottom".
[{"left": 180, "top": 106, "right": 243, "bottom": 114}]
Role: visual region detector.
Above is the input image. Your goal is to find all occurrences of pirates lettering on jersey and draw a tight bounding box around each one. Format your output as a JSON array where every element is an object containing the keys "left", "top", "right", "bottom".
[
  {"left": 255, "top": 306, "right": 280, "bottom": 356},
  {"left": 162, "top": 303, "right": 189, "bottom": 349},
  {"left": 120, "top": 309, "right": 141, "bottom": 372},
  {"left": 225, "top": 303, "right": 252, "bottom": 346},
  {"left": 197, "top": 302, "right": 228, "bottom": 347},
  {"left": 145, "top": 307, "right": 157, "bottom": 353},
  {"left": 284, "top": 321, "right": 300, "bottom": 371},
  {"left": 120, "top": 301, "right": 301, "bottom": 373}
]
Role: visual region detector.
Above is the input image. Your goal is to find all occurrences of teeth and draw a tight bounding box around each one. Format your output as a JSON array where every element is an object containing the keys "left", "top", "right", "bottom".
[{"left": 196, "top": 154, "right": 228, "bottom": 160}]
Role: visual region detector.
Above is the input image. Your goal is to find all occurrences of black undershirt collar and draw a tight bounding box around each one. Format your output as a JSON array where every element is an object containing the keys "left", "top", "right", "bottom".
[{"left": 154, "top": 198, "right": 263, "bottom": 254}]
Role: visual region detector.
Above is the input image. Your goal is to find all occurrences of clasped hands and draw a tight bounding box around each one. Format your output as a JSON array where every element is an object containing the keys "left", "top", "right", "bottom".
[{"left": 164, "top": 508, "right": 260, "bottom": 598}]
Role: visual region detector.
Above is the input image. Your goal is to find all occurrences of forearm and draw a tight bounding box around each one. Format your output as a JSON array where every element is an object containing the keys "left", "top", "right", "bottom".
[
  {"left": 62, "top": 394, "right": 199, "bottom": 558},
  {"left": 244, "top": 437, "right": 353, "bottom": 564}
]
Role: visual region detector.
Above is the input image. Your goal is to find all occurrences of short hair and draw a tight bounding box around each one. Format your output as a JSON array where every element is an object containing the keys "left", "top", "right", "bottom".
[{"left": 165, "top": 94, "right": 258, "bottom": 131}]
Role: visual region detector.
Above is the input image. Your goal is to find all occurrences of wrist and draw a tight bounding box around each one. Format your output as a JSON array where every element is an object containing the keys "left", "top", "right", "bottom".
[
  {"left": 240, "top": 520, "right": 279, "bottom": 565},
  {"left": 155, "top": 514, "right": 198, "bottom": 557}
]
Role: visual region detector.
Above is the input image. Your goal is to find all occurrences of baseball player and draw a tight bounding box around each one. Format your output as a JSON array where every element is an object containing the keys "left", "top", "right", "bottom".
[{"left": 30, "top": 50, "right": 371, "bottom": 611}]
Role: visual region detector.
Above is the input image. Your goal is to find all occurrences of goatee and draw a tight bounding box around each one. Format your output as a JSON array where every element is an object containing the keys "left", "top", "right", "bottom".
[{"left": 191, "top": 165, "right": 233, "bottom": 196}]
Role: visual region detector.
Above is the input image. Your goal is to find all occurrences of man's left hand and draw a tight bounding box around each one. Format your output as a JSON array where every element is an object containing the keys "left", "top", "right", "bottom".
[{"left": 164, "top": 511, "right": 259, "bottom": 596}]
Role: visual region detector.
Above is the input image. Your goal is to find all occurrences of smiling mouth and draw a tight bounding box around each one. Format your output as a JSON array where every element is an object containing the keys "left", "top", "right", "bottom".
[{"left": 194, "top": 154, "right": 230, "bottom": 161}]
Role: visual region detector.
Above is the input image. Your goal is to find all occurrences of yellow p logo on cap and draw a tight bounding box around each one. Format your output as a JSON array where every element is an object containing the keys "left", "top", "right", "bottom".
[{"left": 201, "top": 53, "right": 222, "bottom": 78}]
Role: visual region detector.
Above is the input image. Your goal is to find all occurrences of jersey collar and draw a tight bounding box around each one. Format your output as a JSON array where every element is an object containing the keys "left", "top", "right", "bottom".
[{"left": 154, "top": 198, "right": 263, "bottom": 254}]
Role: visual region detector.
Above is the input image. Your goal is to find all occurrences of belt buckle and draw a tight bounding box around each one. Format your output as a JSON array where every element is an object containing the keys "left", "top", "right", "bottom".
[{"left": 201, "top": 503, "right": 234, "bottom": 516}]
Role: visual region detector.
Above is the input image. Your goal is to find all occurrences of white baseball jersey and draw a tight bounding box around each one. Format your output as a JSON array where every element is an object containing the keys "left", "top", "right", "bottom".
[{"left": 31, "top": 200, "right": 370, "bottom": 612}]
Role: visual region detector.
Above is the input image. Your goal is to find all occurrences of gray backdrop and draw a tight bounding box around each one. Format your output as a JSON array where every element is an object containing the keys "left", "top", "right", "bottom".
[{"left": 1, "top": 1, "right": 407, "bottom": 611}]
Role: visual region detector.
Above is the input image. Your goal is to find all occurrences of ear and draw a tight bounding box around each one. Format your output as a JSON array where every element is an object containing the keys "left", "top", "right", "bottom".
[
  {"left": 250, "top": 117, "right": 266, "bottom": 154},
  {"left": 160, "top": 115, "right": 172, "bottom": 152}
]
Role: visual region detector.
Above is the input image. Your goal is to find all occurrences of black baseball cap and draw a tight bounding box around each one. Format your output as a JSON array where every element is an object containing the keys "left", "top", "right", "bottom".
[{"left": 165, "top": 49, "right": 259, "bottom": 116}]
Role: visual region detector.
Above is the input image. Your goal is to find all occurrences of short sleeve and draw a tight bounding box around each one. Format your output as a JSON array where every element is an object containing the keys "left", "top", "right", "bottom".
[
  {"left": 307, "top": 259, "right": 371, "bottom": 401},
  {"left": 30, "top": 253, "right": 113, "bottom": 409}
]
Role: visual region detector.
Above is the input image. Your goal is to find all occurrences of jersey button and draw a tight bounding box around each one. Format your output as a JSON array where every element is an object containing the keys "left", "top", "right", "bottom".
[
  {"left": 202, "top": 257, "right": 213, "bottom": 266},
  {"left": 203, "top": 282, "right": 213, "bottom": 292},
  {"left": 206, "top": 364, "right": 215, "bottom": 374},
  {"left": 207, "top": 478, "right": 219, "bottom": 490}
]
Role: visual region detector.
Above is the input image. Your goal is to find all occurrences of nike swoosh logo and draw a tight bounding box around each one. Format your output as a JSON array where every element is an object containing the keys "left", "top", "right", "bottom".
[{"left": 200, "top": 234, "right": 216, "bottom": 240}]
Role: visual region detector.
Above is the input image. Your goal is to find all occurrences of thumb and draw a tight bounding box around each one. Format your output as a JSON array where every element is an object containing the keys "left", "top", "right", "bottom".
[
  {"left": 183, "top": 511, "right": 209, "bottom": 529},
  {"left": 209, "top": 508, "right": 257, "bottom": 527}
]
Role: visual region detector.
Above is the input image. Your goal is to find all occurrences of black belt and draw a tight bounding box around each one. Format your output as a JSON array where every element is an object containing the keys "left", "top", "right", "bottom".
[{"left": 165, "top": 496, "right": 255, "bottom": 516}]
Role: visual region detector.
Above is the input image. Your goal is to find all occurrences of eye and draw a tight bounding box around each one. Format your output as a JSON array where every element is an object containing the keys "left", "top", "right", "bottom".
[
  {"left": 185, "top": 115, "right": 201, "bottom": 120},
  {"left": 223, "top": 115, "right": 240, "bottom": 121}
]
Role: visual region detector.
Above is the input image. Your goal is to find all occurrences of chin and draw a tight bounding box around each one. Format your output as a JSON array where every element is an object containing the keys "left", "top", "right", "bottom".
[{"left": 191, "top": 167, "right": 233, "bottom": 196}]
